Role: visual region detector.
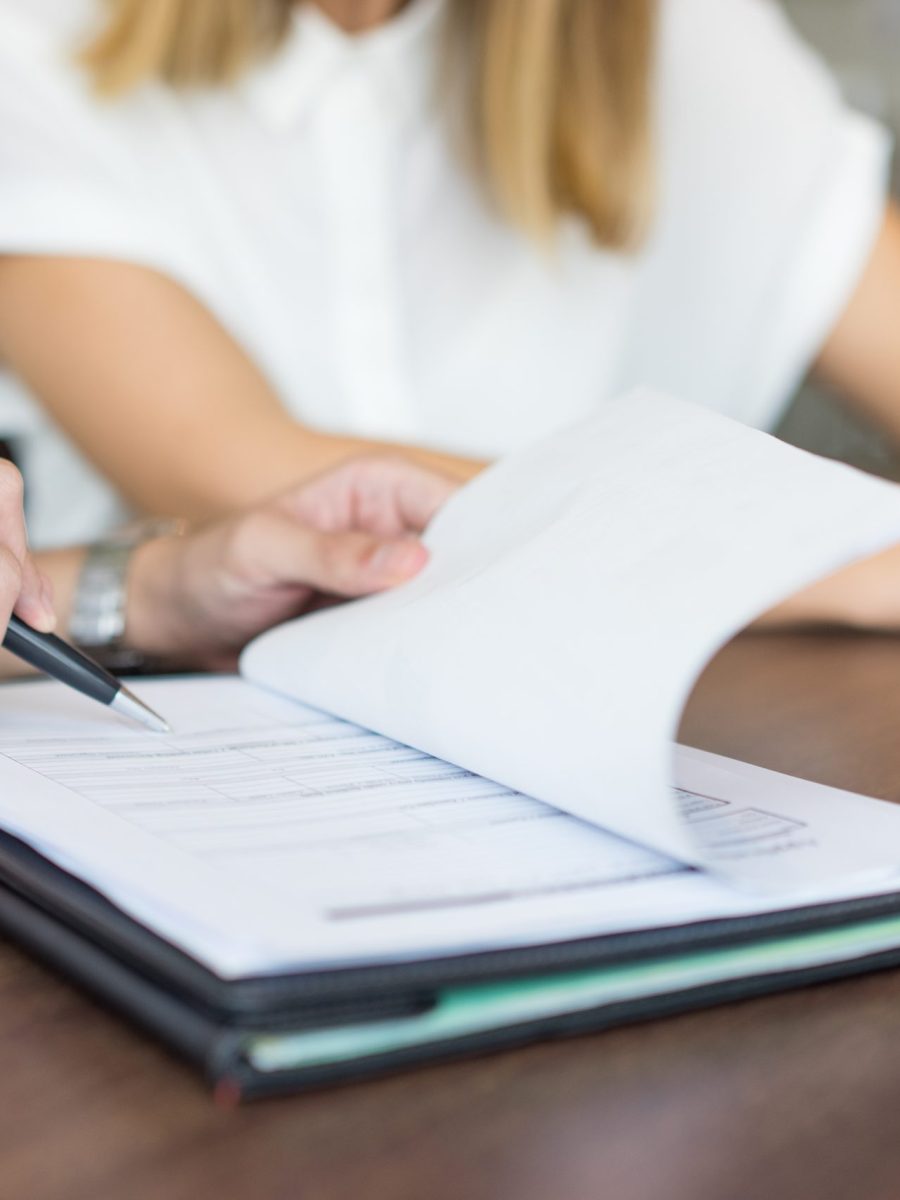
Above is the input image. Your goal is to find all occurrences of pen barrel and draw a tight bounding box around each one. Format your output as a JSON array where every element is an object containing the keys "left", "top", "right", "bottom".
[{"left": 2, "top": 619, "right": 119, "bottom": 705}]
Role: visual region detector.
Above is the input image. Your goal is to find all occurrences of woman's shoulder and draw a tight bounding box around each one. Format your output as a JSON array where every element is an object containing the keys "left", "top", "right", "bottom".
[
  {"left": 654, "top": 0, "right": 867, "bottom": 213},
  {"left": 658, "top": 0, "right": 843, "bottom": 128},
  {"left": 633, "top": 0, "right": 891, "bottom": 432}
]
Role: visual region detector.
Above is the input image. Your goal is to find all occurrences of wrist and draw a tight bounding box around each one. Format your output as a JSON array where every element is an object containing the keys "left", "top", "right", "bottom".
[{"left": 123, "top": 534, "right": 198, "bottom": 664}]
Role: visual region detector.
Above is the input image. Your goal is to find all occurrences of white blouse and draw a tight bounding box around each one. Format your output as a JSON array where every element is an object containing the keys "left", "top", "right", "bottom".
[{"left": 0, "top": 0, "right": 892, "bottom": 546}]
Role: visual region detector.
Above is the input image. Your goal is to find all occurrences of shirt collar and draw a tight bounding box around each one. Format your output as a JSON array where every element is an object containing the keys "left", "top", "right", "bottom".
[{"left": 240, "top": 0, "right": 446, "bottom": 130}]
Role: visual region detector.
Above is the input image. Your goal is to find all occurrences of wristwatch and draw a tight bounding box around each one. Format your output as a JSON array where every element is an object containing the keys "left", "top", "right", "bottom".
[{"left": 69, "top": 519, "right": 186, "bottom": 674}]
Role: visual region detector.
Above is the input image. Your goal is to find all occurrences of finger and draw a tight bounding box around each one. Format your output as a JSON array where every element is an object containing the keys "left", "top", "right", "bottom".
[
  {"left": 0, "top": 461, "right": 27, "bottom": 559},
  {"left": 13, "top": 558, "right": 56, "bottom": 632},
  {"left": 0, "top": 462, "right": 55, "bottom": 631},
  {"left": 388, "top": 462, "right": 459, "bottom": 532},
  {"left": 0, "top": 544, "right": 22, "bottom": 634}
]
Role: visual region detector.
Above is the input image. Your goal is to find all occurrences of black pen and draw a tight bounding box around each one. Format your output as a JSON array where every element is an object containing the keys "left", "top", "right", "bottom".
[{"left": 2, "top": 614, "right": 170, "bottom": 733}]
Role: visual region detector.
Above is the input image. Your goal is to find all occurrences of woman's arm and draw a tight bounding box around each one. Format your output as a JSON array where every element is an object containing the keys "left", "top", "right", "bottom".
[
  {"left": 756, "top": 542, "right": 900, "bottom": 631},
  {"left": 0, "top": 257, "right": 482, "bottom": 523},
  {"left": 813, "top": 200, "right": 900, "bottom": 439}
]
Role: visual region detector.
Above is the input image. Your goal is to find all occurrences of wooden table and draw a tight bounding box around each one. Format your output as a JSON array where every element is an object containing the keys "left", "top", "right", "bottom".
[{"left": 4, "top": 633, "right": 900, "bottom": 1200}]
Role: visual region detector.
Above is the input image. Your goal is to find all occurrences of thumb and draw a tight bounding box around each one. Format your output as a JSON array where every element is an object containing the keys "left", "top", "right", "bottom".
[{"left": 14, "top": 556, "right": 56, "bottom": 633}]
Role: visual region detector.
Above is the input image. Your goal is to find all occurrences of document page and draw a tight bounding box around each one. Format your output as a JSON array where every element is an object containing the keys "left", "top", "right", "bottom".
[
  {"left": 0, "top": 677, "right": 898, "bottom": 980},
  {"left": 243, "top": 389, "right": 900, "bottom": 881},
  {"left": 673, "top": 746, "right": 900, "bottom": 890}
]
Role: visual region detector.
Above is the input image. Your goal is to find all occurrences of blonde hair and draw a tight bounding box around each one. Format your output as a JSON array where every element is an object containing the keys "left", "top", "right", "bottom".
[{"left": 80, "top": 0, "right": 656, "bottom": 248}]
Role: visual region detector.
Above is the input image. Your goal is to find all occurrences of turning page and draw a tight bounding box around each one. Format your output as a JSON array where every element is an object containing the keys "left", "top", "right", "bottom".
[{"left": 243, "top": 389, "right": 900, "bottom": 878}]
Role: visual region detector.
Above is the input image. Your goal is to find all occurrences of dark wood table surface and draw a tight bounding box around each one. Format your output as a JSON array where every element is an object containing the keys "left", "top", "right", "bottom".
[{"left": 4, "top": 633, "right": 900, "bottom": 1200}]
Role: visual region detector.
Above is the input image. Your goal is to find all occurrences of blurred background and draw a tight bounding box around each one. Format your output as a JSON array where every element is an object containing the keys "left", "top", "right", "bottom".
[{"left": 778, "top": 0, "right": 900, "bottom": 475}]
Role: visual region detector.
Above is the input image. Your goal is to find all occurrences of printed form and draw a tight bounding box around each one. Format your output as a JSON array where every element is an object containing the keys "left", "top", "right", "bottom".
[{"left": 0, "top": 677, "right": 898, "bottom": 979}]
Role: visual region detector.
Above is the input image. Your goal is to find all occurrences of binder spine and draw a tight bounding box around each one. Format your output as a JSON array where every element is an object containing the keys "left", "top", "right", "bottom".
[{"left": 0, "top": 884, "right": 237, "bottom": 1082}]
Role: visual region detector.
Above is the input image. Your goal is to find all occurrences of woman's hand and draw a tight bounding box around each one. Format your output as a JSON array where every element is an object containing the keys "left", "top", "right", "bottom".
[
  {"left": 0, "top": 460, "right": 55, "bottom": 635},
  {"left": 124, "top": 457, "right": 458, "bottom": 669}
]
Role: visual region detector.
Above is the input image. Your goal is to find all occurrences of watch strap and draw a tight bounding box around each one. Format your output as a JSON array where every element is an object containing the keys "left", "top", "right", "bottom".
[{"left": 69, "top": 520, "right": 185, "bottom": 674}]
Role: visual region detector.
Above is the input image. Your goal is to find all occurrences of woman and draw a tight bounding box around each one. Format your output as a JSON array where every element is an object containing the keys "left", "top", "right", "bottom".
[{"left": 0, "top": 0, "right": 898, "bottom": 546}]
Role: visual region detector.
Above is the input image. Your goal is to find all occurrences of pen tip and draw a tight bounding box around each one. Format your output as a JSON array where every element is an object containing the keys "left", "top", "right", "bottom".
[{"left": 111, "top": 686, "right": 172, "bottom": 734}]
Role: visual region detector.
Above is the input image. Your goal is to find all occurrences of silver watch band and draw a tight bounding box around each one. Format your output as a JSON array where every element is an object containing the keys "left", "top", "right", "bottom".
[{"left": 69, "top": 520, "right": 185, "bottom": 672}]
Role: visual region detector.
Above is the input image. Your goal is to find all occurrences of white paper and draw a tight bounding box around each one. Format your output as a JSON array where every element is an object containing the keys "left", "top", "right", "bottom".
[
  {"left": 673, "top": 746, "right": 900, "bottom": 890},
  {"left": 243, "top": 389, "right": 900, "bottom": 878},
  {"left": 0, "top": 677, "right": 899, "bottom": 981}
]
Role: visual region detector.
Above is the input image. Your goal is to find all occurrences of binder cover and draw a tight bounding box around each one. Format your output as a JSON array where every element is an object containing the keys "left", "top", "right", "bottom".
[{"left": 3, "top": 829, "right": 900, "bottom": 1099}]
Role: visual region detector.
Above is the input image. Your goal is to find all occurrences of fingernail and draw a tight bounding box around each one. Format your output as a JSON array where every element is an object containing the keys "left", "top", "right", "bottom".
[
  {"left": 370, "top": 542, "right": 426, "bottom": 580},
  {"left": 38, "top": 579, "right": 57, "bottom": 632},
  {"left": 34, "top": 605, "right": 56, "bottom": 633},
  {"left": 18, "top": 601, "right": 55, "bottom": 633}
]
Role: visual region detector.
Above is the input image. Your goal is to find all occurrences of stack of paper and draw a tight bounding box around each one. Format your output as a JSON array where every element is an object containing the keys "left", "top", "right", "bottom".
[{"left": 1, "top": 390, "right": 900, "bottom": 1093}]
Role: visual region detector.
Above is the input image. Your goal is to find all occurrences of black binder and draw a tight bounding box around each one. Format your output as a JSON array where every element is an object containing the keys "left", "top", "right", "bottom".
[{"left": 3, "top": 827, "right": 900, "bottom": 1099}]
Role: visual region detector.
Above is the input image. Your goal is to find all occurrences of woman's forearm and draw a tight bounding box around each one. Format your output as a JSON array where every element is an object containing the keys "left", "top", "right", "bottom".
[
  {"left": 0, "top": 257, "right": 483, "bottom": 524},
  {"left": 755, "top": 543, "right": 900, "bottom": 632},
  {"left": 133, "top": 414, "right": 483, "bottom": 522},
  {"left": 260, "top": 425, "right": 484, "bottom": 502}
]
